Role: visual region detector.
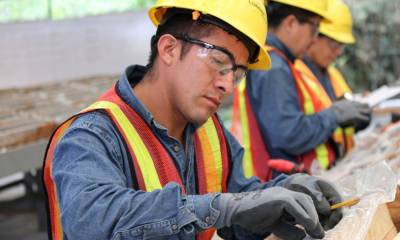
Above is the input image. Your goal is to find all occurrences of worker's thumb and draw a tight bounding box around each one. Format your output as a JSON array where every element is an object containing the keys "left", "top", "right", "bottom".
[{"left": 214, "top": 187, "right": 322, "bottom": 236}]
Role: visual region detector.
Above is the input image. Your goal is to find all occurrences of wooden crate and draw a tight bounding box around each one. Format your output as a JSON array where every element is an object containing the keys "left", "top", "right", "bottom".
[
  {"left": 366, "top": 204, "right": 397, "bottom": 240},
  {"left": 387, "top": 186, "right": 400, "bottom": 231},
  {"left": 216, "top": 203, "right": 397, "bottom": 240},
  {"left": 394, "top": 232, "right": 400, "bottom": 240}
]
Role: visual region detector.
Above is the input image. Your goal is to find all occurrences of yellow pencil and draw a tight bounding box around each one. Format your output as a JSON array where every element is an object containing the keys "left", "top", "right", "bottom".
[{"left": 330, "top": 197, "right": 360, "bottom": 210}]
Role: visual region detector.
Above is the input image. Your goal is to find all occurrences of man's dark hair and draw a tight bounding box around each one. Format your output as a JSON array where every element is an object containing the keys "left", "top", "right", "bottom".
[
  {"left": 267, "top": 2, "right": 318, "bottom": 29},
  {"left": 146, "top": 8, "right": 258, "bottom": 71},
  {"left": 146, "top": 13, "right": 214, "bottom": 70}
]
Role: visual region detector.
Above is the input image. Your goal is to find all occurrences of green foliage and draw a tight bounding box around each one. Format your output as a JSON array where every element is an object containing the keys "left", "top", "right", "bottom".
[
  {"left": 0, "top": 0, "right": 156, "bottom": 23},
  {"left": 339, "top": 0, "right": 400, "bottom": 91},
  {"left": 0, "top": 0, "right": 48, "bottom": 22}
]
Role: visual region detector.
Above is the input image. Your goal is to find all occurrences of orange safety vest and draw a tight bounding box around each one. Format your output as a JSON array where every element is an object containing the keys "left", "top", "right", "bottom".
[
  {"left": 43, "top": 86, "right": 230, "bottom": 240},
  {"left": 328, "top": 66, "right": 352, "bottom": 99},
  {"left": 231, "top": 79, "right": 272, "bottom": 181},
  {"left": 327, "top": 66, "right": 355, "bottom": 152},
  {"left": 295, "top": 61, "right": 355, "bottom": 153},
  {"left": 231, "top": 46, "right": 336, "bottom": 174}
]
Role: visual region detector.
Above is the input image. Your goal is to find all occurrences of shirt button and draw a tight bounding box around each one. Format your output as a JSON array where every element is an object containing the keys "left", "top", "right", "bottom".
[
  {"left": 173, "top": 145, "right": 180, "bottom": 152},
  {"left": 205, "top": 216, "right": 211, "bottom": 224},
  {"left": 171, "top": 224, "right": 178, "bottom": 231}
]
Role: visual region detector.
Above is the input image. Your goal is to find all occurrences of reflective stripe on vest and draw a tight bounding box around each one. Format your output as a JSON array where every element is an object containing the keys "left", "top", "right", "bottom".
[
  {"left": 295, "top": 59, "right": 355, "bottom": 159},
  {"left": 260, "top": 47, "right": 336, "bottom": 170},
  {"left": 328, "top": 66, "right": 355, "bottom": 152},
  {"left": 231, "top": 78, "right": 272, "bottom": 181},
  {"left": 327, "top": 66, "right": 352, "bottom": 99},
  {"left": 294, "top": 59, "right": 335, "bottom": 169},
  {"left": 43, "top": 86, "right": 229, "bottom": 240}
]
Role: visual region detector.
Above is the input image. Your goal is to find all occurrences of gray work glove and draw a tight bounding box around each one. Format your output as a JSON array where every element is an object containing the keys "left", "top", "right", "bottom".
[
  {"left": 283, "top": 174, "right": 343, "bottom": 230},
  {"left": 331, "top": 99, "right": 371, "bottom": 128},
  {"left": 215, "top": 187, "right": 325, "bottom": 240}
]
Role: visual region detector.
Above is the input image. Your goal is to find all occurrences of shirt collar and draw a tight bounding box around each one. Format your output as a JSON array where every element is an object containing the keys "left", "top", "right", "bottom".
[
  {"left": 116, "top": 65, "right": 154, "bottom": 126},
  {"left": 267, "top": 33, "right": 296, "bottom": 63}
]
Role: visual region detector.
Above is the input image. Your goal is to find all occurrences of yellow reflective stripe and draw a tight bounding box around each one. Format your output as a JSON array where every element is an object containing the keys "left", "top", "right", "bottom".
[
  {"left": 86, "top": 101, "right": 162, "bottom": 191},
  {"left": 295, "top": 60, "right": 332, "bottom": 108},
  {"left": 297, "top": 79, "right": 315, "bottom": 114},
  {"left": 328, "top": 66, "right": 352, "bottom": 98},
  {"left": 55, "top": 119, "right": 74, "bottom": 144},
  {"left": 237, "top": 79, "right": 254, "bottom": 178},
  {"left": 333, "top": 128, "right": 345, "bottom": 143},
  {"left": 305, "top": 75, "right": 332, "bottom": 107},
  {"left": 333, "top": 127, "right": 354, "bottom": 144},
  {"left": 197, "top": 118, "right": 222, "bottom": 192},
  {"left": 315, "top": 144, "right": 329, "bottom": 169},
  {"left": 295, "top": 70, "right": 330, "bottom": 168},
  {"left": 345, "top": 127, "right": 355, "bottom": 136},
  {"left": 344, "top": 127, "right": 355, "bottom": 150}
]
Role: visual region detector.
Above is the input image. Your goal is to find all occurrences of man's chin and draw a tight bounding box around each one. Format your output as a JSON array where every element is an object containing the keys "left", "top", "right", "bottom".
[{"left": 189, "top": 113, "right": 213, "bottom": 127}]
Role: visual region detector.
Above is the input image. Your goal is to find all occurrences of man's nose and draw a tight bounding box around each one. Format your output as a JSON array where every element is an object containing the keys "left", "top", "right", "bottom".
[
  {"left": 335, "top": 46, "right": 344, "bottom": 56},
  {"left": 215, "top": 71, "right": 235, "bottom": 95}
]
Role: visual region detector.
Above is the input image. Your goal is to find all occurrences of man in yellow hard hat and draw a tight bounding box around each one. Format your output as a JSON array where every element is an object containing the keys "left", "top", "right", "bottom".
[
  {"left": 231, "top": 0, "right": 370, "bottom": 177},
  {"left": 42, "top": 0, "right": 343, "bottom": 239},
  {"left": 295, "top": 0, "right": 372, "bottom": 157}
]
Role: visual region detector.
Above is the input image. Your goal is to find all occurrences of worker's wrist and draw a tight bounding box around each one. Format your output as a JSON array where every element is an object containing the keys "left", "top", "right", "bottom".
[
  {"left": 325, "top": 106, "right": 342, "bottom": 128},
  {"left": 180, "top": 194, "right": 220, "bottom": 231}
]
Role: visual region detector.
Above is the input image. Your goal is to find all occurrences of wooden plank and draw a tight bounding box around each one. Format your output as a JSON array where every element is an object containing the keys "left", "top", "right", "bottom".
[
  {"left": 366, "top": 204, "right": 397, "bottom": 240},
  {"left": 0, "top": 75, "right": 115, "bottom": 151}
]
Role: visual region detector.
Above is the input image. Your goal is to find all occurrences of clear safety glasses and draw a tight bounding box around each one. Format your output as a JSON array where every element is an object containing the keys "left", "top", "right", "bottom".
[
  {"left": 325, "top": 37, "right": 345, "bottom": 51},
  {"left": 304, "top": 20, "right": 320, "bottom": 37},
  {"left": 173, "top": 34, "right": 248, "bottom": 86}
]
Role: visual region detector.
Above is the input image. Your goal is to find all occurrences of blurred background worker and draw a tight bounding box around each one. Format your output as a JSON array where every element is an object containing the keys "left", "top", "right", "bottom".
[
  {"left": 42, "top": 0, "right": 343, "bottom": 239},
  {"left": 231, "top": 0, "right": 371, "bottom": 180},
  {"left": 295, "top": 0, "right": 372, "bottom": 163}
]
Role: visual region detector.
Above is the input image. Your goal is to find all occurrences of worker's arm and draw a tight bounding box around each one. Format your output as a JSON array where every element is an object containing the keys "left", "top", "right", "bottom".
[
  {"left": 247, "top": 67, "right": 338, "bottom": 156},
  {"left": 53, "top": 111, "right": 219, "bottom": 240}
]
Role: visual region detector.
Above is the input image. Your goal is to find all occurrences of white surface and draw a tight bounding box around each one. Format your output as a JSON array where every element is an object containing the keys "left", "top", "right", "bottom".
[
  {"left": 0, "top": 172, "right": 24, "bottom": 187},
  {"left": 0, "top": 184, "right": 25, "bottom": 201},
  {"left": 354, "top": 85, "right": 400, "bottom": 107}
]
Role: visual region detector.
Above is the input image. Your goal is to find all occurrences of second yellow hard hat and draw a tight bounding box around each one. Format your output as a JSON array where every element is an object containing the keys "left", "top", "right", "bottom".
[
  {"left": 270, "top": 0, "right": 329, "bottom": 19},
  {"left": 320, "top": 0, "right": 356, "bottom": 44}
]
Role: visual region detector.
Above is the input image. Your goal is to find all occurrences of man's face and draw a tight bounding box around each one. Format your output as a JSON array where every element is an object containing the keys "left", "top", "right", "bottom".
[
  {"left": 167, "top": 27, "right": 249, "bottom": 125},
  {"left": 291, "top": 16, "right": 320, "bottom": 57},
  {"left": 308, "top": 36, "right": 344, "bottom": 68}
]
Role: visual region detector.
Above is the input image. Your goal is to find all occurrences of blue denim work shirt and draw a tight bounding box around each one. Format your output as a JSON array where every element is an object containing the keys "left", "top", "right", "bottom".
[
  {"left": 52, "top": 65, "right": 287, "bottom": 240},
  {"left": 246, "top": 34, "right": 338, "bottom": 163}
]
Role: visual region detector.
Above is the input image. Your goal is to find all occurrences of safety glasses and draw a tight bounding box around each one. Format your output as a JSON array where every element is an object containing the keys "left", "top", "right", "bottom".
[
  {"left": 304, "top": 20, "right": 320, "bottom": 37},
  {"left": 324, "top": 37, "right": 345, "bottom": 51},
  {"left": 173, "top": 34, "right": 248, "bottom": 86}
]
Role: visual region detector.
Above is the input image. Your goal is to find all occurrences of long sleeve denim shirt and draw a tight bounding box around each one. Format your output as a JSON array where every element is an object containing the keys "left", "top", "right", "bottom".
[
  {"left": 246, "top": 34, "right": 338, "bottom": 163},
  {"left": 52, "top": 65, "right": 287, "bottom": 240}
]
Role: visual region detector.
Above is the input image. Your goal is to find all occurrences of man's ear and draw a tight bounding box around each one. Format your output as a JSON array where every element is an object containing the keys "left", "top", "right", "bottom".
[
  {"left": 282, "top": 14, "right": 298, "bottom": 32},
  {"left": 157, "top": 34, "right": 181, "bottom": 65}
]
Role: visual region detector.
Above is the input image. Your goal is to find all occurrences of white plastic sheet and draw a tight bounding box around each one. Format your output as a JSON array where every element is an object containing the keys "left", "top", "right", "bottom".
[{"left": 310, "top": 162, "right": 397, "bottom": 240}]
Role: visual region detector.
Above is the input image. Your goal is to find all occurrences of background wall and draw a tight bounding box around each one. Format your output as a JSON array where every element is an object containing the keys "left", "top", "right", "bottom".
[{"left": 0, "top": 10, "right": 153, "bottom": 89}]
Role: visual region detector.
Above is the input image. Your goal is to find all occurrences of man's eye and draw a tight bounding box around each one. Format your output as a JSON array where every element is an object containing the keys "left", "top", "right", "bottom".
[
  {"left": 219, "top": 68, "right": 231, "bottom": 75},
  {"left": 211, "top": 57, "right": 225, "bottom": 66}
]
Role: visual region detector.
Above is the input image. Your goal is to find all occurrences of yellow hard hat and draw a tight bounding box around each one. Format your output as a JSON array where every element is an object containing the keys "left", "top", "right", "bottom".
[
  {"left": 270, "top": 0, "right": 329, "bottom": 19},
  {"left": 148, "top": 0, "right": 271, "bottom": 70},
  {"left": 320, "top": 0, "right": 355, "bottom": 44}
]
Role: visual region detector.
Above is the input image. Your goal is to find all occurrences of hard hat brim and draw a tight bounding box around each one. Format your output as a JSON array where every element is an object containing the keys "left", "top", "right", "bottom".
[{"left": 148, "top": 2, "right": 272, "bottom": 71}]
